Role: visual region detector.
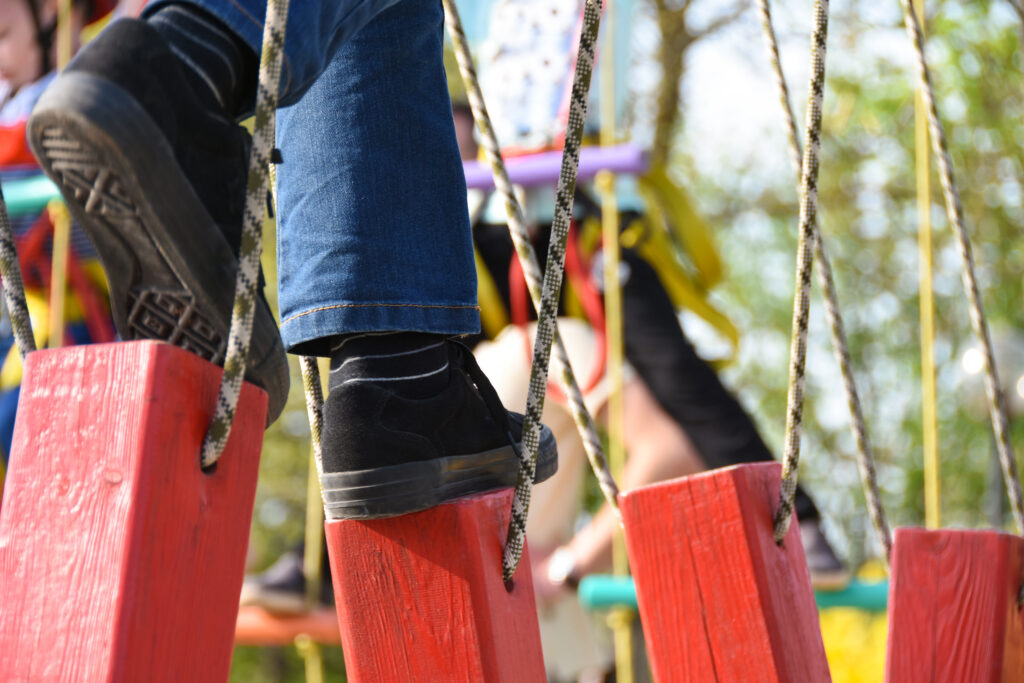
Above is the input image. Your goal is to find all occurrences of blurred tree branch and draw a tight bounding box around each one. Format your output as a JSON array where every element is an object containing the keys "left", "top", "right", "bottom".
[{"left": 651, "top": 0, "right": 746, "bottom": 167}]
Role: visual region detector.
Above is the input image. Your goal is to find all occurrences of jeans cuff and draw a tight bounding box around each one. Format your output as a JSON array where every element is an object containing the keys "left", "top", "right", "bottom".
[{"left": 279, "top": 301, "right": 481, "bottom": 353}]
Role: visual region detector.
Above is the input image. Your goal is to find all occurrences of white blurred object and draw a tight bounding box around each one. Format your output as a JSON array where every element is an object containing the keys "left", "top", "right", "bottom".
[
  {"left": 959, "top": 329, "right": 1024, "bottom": 419},
  {"left": 479, "top": 0, "right": 585, "bottom": 151}
]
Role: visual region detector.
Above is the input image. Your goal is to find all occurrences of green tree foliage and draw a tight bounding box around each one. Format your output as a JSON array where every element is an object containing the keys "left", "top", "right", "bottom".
[{"left": 676, "top": 0, "right": 1024, "bottom": 564}]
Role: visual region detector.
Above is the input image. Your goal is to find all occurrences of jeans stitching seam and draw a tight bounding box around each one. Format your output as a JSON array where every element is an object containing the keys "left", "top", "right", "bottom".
[{"left": 282, "top": 302, "right": 480, "bottom": 324}]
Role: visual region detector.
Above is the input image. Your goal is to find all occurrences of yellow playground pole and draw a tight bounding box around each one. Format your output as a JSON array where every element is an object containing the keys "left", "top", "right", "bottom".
[
  {"left": 914, "top": 0, "right": 940, "bottom": 530},
  {"left": 47, "top": 201, "right": 71, "bottom": 349},
  {"left": 48, "top": 0, "right": 74, "bottom": 349},
  {"left": 598, "top": 1, "right": 636, "bottom": 681},
  {"left": 298, "top": 440, "right": 326, "bottom": 683}
]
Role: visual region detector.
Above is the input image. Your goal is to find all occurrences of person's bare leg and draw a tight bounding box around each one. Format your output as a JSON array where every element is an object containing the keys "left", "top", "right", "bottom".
[{"left": 539, "top": 378, "right": 706, "bottom": 586}]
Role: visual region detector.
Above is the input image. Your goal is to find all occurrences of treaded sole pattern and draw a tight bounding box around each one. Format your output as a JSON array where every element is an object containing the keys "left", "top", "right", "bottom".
[
  {"left": 36, "top": 126, "right": 227, "bottom": 364},
  {"left": 28, "top": 70, "right": 289, "bottom": 423}
]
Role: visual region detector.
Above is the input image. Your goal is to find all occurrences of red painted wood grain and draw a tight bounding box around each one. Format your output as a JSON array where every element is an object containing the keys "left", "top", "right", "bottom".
[
  {"left": 885, "top": 527, "right": 1024, "bottom": 682},
  {"left": 0, "top": 341, "right": 266, "bottom": 682},
  {"left": 619, "top": 462, "right": 831, "bottom": 682},
  {"left": 325, "top": 488, "right": 545, "bottom": 682}
]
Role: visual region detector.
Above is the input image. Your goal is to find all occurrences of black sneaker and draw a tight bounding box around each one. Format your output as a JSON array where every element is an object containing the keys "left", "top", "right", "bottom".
[
  {"left": 320, "top": 340, "right": 558, "bottom": 519},
  {"left": 27, "top": 19, "right": 289, "bottom": 423},
  {"left": 239, "top": 548, "right": 333, "bottom": 616},
  {"left": 800, "top": 519, "right": 850, "bottom": 591}
]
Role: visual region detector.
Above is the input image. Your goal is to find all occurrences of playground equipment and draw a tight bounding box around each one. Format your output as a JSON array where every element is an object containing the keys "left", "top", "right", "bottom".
[
  {"left": 579, "top": 574, "right": 890, "bottom": 613},
  {"left": 1, "top": 0, "right": 1023, "bottom": 680},
  {"left": 0, "top": 342, "right": 266, "bottom": 680}
]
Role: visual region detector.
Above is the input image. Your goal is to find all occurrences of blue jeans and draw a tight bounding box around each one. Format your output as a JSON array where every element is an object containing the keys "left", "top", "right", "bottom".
[{"left": 145, "top": 0, "right": 479, "bottom": 353}]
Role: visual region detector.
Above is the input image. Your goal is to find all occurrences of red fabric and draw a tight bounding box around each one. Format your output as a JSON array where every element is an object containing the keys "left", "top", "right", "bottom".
[
  {"left": 0, "top": 122, "right": 37, "bottom": 168},
  {"left": 506, "top": 222, "right": 607, "bottom": 401},
  {"left": 88, "top": 0, "right": 117, "bottom": 24},
  {"left": 15, "top": 212, "right": 115, "bottom": 345}
]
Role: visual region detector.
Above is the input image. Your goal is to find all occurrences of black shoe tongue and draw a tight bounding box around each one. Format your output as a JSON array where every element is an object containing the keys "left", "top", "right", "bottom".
[{"left": 329, "top": 334, "right": 450, "bottom": 399}]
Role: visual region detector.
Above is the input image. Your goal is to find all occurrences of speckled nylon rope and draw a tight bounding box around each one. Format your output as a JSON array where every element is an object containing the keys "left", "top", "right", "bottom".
[
  {"left": 899, "top": 0, "right": 1024, "bottom": 537},
  {"left": 200, "top": 0, "right": 289, "bottom": 468},
  {"left": 300, "top": 356, "right": 325, "bottom": 478},
  {"left": 442, "top": 0, "right": 619, "bottom": 543},
  {"left": 757, "top": 0, "right": 892, "bottom": 560},
  {"left": 0, "top": 189, "right": 36, "bottom": 358},
  {"left": 443, "top": 0, "right": 605, "bottom": 581},
  {"left": 502, "top": 0, "right": 604, "bottom": 581},
  {"left": 774, "top": 0, "right": 830, "bottom": 543}
]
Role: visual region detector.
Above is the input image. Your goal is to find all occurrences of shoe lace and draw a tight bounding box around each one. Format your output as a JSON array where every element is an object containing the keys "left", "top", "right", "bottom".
[{"left": 450, "top": 340, "right": 517, "bottom": 448}]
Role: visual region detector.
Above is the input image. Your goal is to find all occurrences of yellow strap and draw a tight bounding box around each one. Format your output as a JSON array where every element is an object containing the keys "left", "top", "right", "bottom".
[
  {"left": 474, "top": 247, "right": 509, "bottom": 339},
  {"left": 638, "top": 166, "right": 722, "bottom": 288}
]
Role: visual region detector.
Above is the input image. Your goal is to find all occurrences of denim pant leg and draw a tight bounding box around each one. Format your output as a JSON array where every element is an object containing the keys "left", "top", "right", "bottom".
[
  {"left": 275, "top": 0, "right": 478, "bottom": 352},
  {"left": 144, "top": 0, "right": 402, "bottom": 105},
  {"left": 143, "top": 0, "right": 480, "bottom": 352}
]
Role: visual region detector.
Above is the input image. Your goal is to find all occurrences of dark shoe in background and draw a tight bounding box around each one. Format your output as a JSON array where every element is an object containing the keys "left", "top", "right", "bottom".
[
  {"left": 239, "top": 547, "right": 333, "bottom": 616},
  {"left": 800, "top": 519, "right": 850, "bottom": 591}
]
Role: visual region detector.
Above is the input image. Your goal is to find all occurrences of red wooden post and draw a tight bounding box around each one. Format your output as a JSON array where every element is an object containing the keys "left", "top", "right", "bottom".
[
  {"left": 885, "top": 527, "right": 1024, "bottom": 682},
  {"left": 0, "top": 341, "right": 266, "bottom": 682},
  {"left": 325, "top": 488, "right": 545, "bottom": 682},
  {"left": 619, "top": 462, "right": 831, "bottom": 682}
]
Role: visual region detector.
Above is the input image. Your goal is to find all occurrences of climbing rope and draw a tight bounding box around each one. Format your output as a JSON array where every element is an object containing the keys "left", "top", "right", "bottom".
[
  {"left": 773, "top": 0, "right": 830, "bottom": 543},
  {"left": 0, "top": 191, "right": 36, "bottom": 358},
  {"left": 300, "top": 355, "right": 325, "bottom": 478},
  {"left": 502, "top": 0, "right": 604, "bottom": 581},
  {"left": 200, "top": 0, "right": 289, "bottom": 468},
  {"left": 442, "top": 0, "right": 618, "bottom": 581},
  {"left": 757, "top": 0, "right": 892, "bottom": 559},
  {"left": 898, "top": 0, "right": 1024, "bottom": 535}
]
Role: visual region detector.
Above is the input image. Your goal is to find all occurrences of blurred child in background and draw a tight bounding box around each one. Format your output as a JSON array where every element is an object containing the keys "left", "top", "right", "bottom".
[{"left": 0, "top": 0, "right": 116, "bottom": 464}]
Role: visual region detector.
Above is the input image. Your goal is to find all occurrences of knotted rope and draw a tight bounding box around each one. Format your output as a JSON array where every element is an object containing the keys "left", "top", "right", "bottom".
[
  {"left": 441, "top": 0, "right": 618, "bottom": 581},
  {"left": 774, "top": 0, "right": 830, "bottom": 543},
  {"left": 757, "top": 0, "right": 892, "bottom": 560},
  {"left": 0, "top": 192, "right": 36, "bottom": 358},
  {"left": 898, "top": 0, "right": 1024, "bottom": 536},
  {"left": 201, "top": 0, "right": 289, "bottom": 467}
]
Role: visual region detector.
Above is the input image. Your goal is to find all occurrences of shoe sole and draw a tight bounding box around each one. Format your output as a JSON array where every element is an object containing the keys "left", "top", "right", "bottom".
[
  {"left": 28, "top": 71, "right": 288, "bottom": 424},
  {"left": 320, "top": 421, "right": 558, "bottom": 520}
]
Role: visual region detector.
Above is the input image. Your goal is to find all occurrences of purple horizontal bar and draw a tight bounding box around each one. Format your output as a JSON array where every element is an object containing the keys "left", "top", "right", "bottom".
[{"left": 463, "top": 143, "right": 648, "bottom": 190}]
